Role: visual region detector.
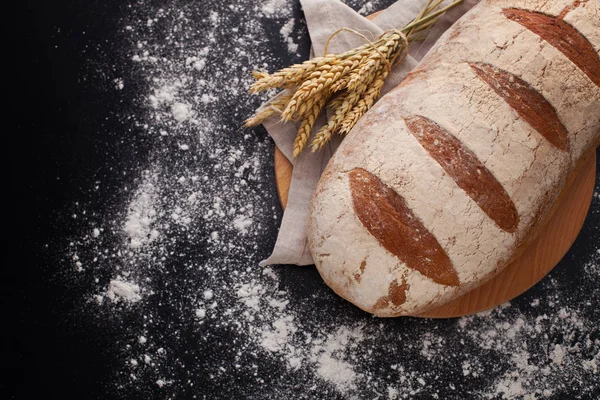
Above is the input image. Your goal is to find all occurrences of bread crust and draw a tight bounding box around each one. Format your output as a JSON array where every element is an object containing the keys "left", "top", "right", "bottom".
[{"left": 307, "top": 0, "right": 600, "bottom": 317}]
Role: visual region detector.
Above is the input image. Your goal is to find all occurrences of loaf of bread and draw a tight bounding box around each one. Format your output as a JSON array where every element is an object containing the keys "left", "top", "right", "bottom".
[{"left": 307, "top": 0, "right": 600, "bottom": 317}]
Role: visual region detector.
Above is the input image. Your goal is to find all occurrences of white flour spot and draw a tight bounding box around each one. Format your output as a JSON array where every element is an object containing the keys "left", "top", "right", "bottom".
[
  {"left": 310, "top": 326, "right": 365, "bottom": 393},
  {"left": 124, "top": 173, "right": 159, "bottom": 249},
  {"left": 105, "top": 279, "right": 142, "bottom": 303},
  {"left": 171, "top": 102, "right": 191, "bottom": 122},
  {"left": 203, "top": 290, "right": 213, "bottom": 300},
  {"left": 261, "top": 315, "right": 297, "bottom": 353},
  {"left": 233, "top": 215, "right": 253, "bottom": 235},
  {"left": 261, "top": 0, "right": 293, "bottom": 18},
  {"left": 280, "top": 19, "right": 298, "bottom": 54},
  {"left": 358, "top": 1, "right": 374, "bottom": 15},
  {"left": 550, "top": 344, "right": 565, "bottom": 365}
]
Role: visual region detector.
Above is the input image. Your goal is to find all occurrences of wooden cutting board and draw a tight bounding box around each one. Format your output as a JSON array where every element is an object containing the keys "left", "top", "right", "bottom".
[{"left": 270, "top": 9, "right": 597, "bottom": 318}]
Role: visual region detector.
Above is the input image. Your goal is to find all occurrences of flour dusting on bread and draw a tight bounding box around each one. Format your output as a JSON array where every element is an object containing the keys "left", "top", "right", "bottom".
[{"left": 308, "top": 0, "right": 600, "bottom": 316}]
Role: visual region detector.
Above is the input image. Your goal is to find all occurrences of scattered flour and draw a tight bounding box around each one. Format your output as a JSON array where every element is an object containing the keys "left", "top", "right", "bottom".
[
  {"left": 62, "top": 0, "right": 600, "bottom": 398},
  {"left": 233, "top": 215, "right": 253, "bottom": 235},
  {"left": 358, "top": 1, "right": 375, "bottom": 15},
  {"left": 550, "top": 344, "right": 565, "bottom": 365},
  {"left": 310, "top": 326, "right": 365, "bottom": 393},
  {"left": 458, "top": 299, "right": 600, "bottom": 399},
  {"left": 280, "top": 19, "right": 298, "bottom": 54},
  {"left": 123, "top": 172, "right": 159, "bottom": 250},
  {"left": 170, "top": 102, "right": 192, "bottom": 122},
  {"left": 105, "top": 279, "right": 142, "bottom": 303},
  {"left": 260, "top": 315, "right": 297, "bottom": 353},
  {"left": 261, "top": 0, "right": 293, "bottom": 18}
]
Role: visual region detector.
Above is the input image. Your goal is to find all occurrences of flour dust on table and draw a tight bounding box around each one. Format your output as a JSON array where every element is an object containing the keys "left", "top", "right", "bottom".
[{"left": 57, "top": 0, "right": 599, "bottom": 399}]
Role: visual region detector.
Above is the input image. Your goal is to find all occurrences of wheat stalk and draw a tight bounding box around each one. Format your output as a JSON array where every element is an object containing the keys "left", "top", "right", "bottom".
[{"left": 245, "top": 0, "right": 464, "bottom": 157}]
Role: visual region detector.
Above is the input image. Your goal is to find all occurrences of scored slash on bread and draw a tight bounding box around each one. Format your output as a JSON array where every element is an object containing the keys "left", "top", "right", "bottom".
[
  {"left": 349, "top": 168, "right": 460, "bottom": 288},
  {"left": 503, "top": 7, "right": 600, "bottom": 87},
  {"left": 404, "top": 115, "right": 520, "bottom": 232},
  {"left": 468, "top": 62, "right": 571, "bottom": 152},
  {"left": 307, "top": 0, "right": 600, "bottom": 317}
]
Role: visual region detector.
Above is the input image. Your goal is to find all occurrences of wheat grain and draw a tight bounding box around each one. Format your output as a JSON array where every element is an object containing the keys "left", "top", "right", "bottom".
[
  {"left": 347, "top": 34, "right": 403, "bottom": 90},
  {"left": 249, "top": 55, "right": 345, "bottom": 93},
  {"left": 293, "top": 95, "right": 328, "bottom": 158},
  {"left": 338, "top": 71, "right": 388, "bottom": 136},
  {"left": 281, "top": 56, "right": 367, "bottom": 120},
  {"left": 295, "top": 91, "right": 331, "bottom": 121},
  {"left": 310, "top": 90, "right": 362, "bottom": 151},
  {"left": 329, "top": 76, "right": 352, "bottom": 93}
]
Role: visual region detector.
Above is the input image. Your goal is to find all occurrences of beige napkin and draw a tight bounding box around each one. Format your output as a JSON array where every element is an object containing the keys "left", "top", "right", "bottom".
[{"left": 260, "top": 0, "right": 479, "bottom": 267}]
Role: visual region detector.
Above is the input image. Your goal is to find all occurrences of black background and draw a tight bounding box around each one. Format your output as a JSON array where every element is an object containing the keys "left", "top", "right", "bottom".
[
  {"left": 6, "top": 0, "right": 600, "bottom": 399},
  {"left": 9, "top": 1, "right": 143, "bottom": 398}
]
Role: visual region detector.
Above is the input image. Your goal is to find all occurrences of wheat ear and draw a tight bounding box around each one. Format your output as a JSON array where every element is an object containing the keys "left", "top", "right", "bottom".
[
  {"left": 246, "top": 0, "right": 465, "bottom": 156},
  {"left": 243, "top": 90, "right": 294, "bottom": 127},
  {"left": 292, "top": 94, "right": 328, "bottom": 158},
  {"left": 309, "top": 91, "right": 357, "bottom": 151},
  {"left": 338, "top": 72, "right": 388, "bottom": 136},
  {"left": 309, "top": 63, "right": 381, "bottom": 152},
  {"left": 249, "top": 55, "right": 344, "bottom": 92}
]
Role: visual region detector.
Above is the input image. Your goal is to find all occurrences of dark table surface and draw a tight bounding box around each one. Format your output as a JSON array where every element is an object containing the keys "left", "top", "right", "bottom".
[{"left": 7, "top": 0, "right": 600, "bottom": 399}]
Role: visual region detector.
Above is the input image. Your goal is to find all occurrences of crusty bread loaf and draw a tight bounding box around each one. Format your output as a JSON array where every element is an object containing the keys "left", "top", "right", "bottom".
[{"left": 307, "top": 0, "right": 600, "bottom": 317}]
